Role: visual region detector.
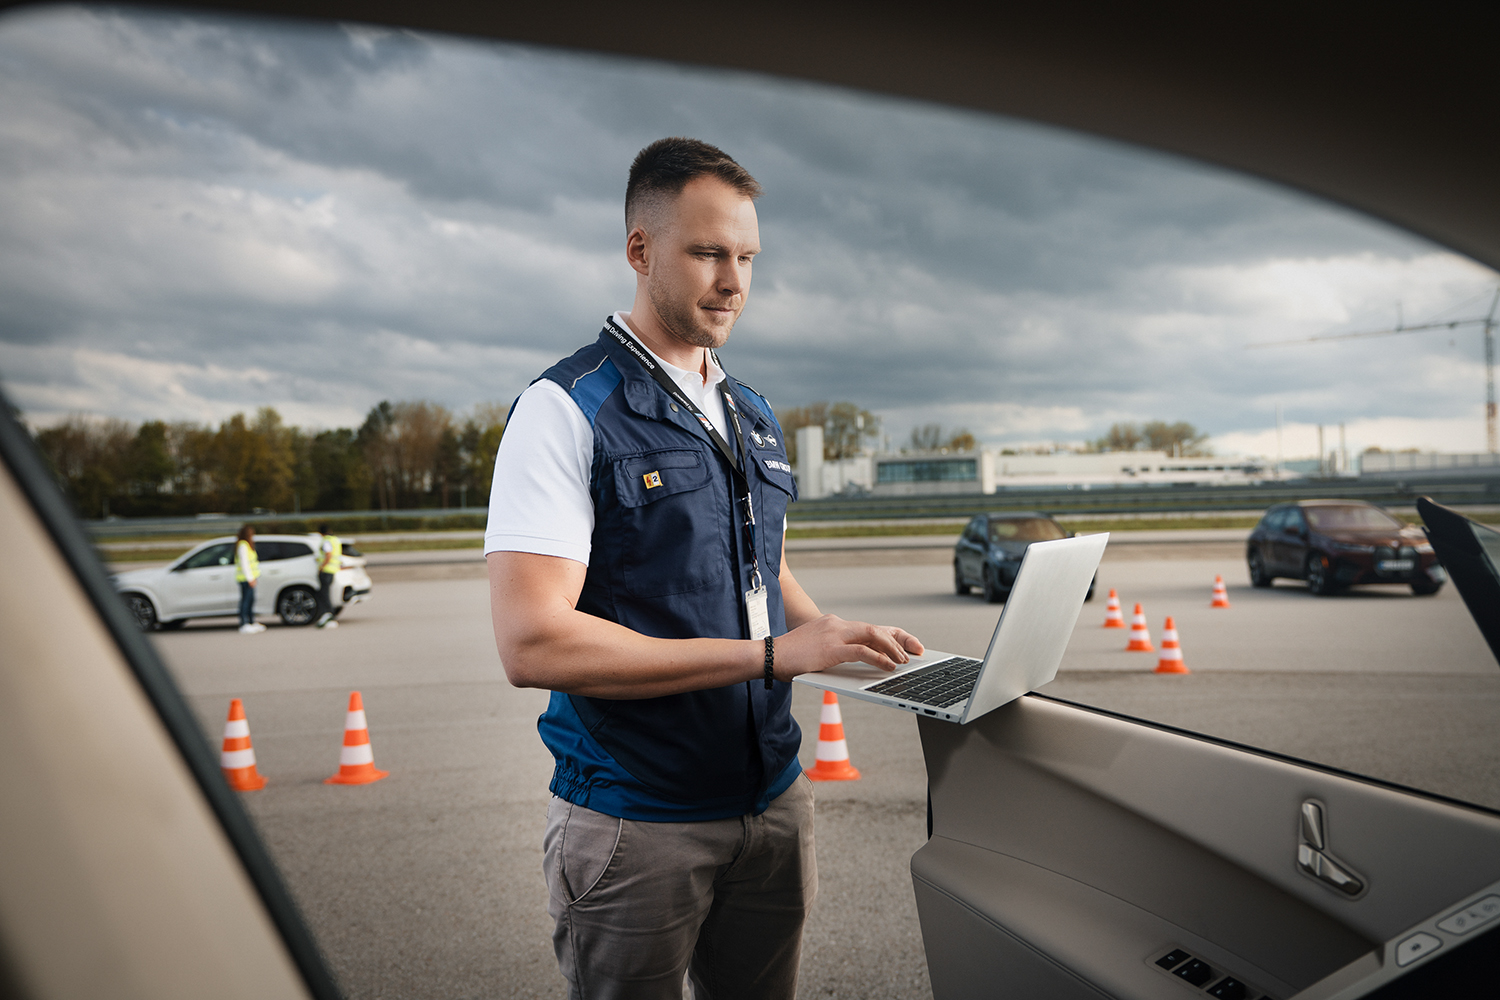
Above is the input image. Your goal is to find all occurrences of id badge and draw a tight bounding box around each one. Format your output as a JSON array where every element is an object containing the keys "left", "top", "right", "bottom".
[{"left": 745, "top": 585, "right": 771, "bottom": 640}]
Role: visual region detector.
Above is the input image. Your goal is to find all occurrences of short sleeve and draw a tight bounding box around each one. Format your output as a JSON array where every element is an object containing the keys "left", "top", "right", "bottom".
[{"left": 483, "top": 380, "right": 596, "bottom": 563}]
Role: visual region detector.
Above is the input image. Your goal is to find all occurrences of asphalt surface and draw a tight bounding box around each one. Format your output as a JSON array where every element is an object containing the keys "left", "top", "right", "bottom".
[{"left": 153, "top": 544, "right": 1499, "bottom": 1000}]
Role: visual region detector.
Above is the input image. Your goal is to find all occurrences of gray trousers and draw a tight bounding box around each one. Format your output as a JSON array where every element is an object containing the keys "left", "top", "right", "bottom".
[{"left": 543, "top": 775, "right": 817, "bottom": 1000}]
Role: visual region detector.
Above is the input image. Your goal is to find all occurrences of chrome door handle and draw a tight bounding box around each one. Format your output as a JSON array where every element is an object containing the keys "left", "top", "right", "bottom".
[{"left": 1298, "top": 800, "right": 1365, "bottom": 896}]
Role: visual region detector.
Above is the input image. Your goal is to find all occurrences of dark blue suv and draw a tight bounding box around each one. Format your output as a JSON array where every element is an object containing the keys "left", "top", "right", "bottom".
[{"left": 954, "top": 510, "right": 1097, "bottom": 603}]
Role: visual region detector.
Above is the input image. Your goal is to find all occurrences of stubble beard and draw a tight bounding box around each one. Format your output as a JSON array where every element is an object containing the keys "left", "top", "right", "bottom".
[{"left": 650, "top": 283, "right": 737, "bottom": 352}]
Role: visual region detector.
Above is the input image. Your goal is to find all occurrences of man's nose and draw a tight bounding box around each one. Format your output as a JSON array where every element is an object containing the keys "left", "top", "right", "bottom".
[{"left": 716, "top": 260, "right": 744, "bottom": 295}]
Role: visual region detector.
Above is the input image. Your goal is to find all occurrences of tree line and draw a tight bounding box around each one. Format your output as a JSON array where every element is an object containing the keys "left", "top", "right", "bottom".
[
  {"left": 31, "top": 401, "right": 507, "bottom": 520},
  {"left": 1089, "top": 421, "right": 1211, "bottom": 456},
  {"left": 31, "top": 397, "right": 1211, "bottom": 521},
  {"left": 773, "top": 406, "right": 1210, "bottom": 462}
]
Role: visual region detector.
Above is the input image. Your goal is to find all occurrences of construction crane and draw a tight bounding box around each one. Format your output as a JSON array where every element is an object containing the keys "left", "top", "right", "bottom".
[{"left": 1250, "top": 288, "right": 1500, "bottom": 453}]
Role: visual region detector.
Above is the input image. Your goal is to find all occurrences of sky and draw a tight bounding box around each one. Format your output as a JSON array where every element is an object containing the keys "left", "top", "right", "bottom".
[{"left": 0, "top": 6, "right": 1496, "bottom": 460}]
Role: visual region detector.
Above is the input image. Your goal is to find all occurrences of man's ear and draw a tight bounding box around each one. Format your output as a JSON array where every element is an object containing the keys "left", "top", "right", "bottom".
[{"left": 626, "top": 226, "right": 650, "bottom": 277}]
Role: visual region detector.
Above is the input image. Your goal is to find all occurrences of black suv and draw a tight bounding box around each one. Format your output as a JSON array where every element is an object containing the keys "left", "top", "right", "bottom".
[{"left": 1246, "top": 499, "right": 1445, "bottom": 596}]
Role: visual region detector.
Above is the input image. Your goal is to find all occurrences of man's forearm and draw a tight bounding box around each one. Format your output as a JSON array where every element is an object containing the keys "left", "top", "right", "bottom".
[
  {"left": 779, "top": 555, "right": 822, "bottom": 629},
  {"left": 488, "top": 550, "right": 921, "bottom": 699},
  {"left": 488, "top": 551, "right": 764, "bottom": 699}
]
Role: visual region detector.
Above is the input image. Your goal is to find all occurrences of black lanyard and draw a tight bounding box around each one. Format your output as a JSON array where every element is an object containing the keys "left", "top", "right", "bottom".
[{"left": 604, "top": 317, "right": 763, "bottom": 590}]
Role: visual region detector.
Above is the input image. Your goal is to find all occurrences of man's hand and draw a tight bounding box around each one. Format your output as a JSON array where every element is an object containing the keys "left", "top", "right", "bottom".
[{"left": 773, "top": 613, "right": 923, "bottom": 680}]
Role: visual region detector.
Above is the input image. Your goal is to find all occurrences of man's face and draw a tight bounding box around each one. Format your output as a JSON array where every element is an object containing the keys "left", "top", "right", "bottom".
[{"left": 641, "top": 176, "right": 760, "bottom": 351}]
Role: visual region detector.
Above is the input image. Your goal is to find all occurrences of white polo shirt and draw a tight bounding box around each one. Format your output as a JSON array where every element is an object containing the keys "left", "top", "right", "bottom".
[{"left": 484, "top": 312, "right": 732, "bottom": 565}]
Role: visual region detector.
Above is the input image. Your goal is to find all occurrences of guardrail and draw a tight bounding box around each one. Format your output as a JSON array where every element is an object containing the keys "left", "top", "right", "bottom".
[
  {"left": 785, "top": 477, "right": 1500, "bottom": 521},
  {"left": 78, "top": 476, "right": 1499, "bottom": 536},
  {"left": 84, "top": 508, "right": 490, "bottom": 538}
]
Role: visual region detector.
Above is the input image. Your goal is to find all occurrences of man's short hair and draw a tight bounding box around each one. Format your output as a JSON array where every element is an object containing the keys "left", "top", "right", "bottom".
[
  {"left": 626, "top": 137, "right": 761, "bottom": 230},
  {"left": 318, "top": 522, "right": 330, "bottom": 534}
]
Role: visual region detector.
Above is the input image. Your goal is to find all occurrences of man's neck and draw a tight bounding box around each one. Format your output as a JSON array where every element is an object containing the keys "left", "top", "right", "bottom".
[{"left": 620, "top": 307, "right": 709, "bottom": 381}]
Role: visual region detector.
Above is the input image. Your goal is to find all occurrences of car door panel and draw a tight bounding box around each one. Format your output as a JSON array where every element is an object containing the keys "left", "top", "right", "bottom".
[
  {"left": 1282, "top": 509, "right": 1311, "bottom": 577},
  {"left": 255, "top": 542, "right": 288, "bottom": 613},
  {"left": 957, "top": 518, "right": 984, "bottom": 584},
  {"left": 161, "top": 546, "right": 237, "bottom": 616},
  {"left": 914, "top": 696, "right": 1500, "bottom": 999},
  {"left": 252, "top": 542, "right": 317, "bottom": 615},
  {"left": 1255, "top": 510, "right": 1282, "bottom": 574}
]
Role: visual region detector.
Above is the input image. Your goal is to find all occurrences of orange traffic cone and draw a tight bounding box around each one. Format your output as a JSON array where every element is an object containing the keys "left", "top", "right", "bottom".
[
  {"left": 1126, "top": 604, "right": 1154, "bottom": 651},
  {"left": 220, "top": 698, "right": 266, "bottom": 791},
  {"left": 806, "top": 691, "right": 861, "bottom": 781},
  {"left": 325, "top": 691, "right": 388, "bottom": 785},
  {"left": 1155, "top": 617, "right": 1190, "bottom": 673},
  {"left": 1211, "top": 575, "right": 1231, "bottom": 608},
  {"left": 1102, "top": 589, "right": 1125, "bottom": 628}
]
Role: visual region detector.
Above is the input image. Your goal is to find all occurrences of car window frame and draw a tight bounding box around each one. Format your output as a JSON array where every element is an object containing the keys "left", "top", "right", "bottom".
[
  {"left": 1306, "top": 505, "right": 1405, "bottom": 533},
  {"left": 0, "top": 403, "right": 340, "bottom": 998},
  {"left": 259, "top": 540, "right": 313, "bottom": 562},
  {"left": 175, "top": 542, "right": 235, "bottom": 571}
]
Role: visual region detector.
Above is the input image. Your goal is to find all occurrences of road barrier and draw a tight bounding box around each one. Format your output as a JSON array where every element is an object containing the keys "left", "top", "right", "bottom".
[
  {"left": 220, "top": 698, "right": 267, "bottom": 791},
  {"left": 1103, "top": 589, "right": 1125, "bottom": 628},
  {"left": 1155, "top": 618, "right": 1190, "bottom": 674},
  {"left": 807, "top": 691, "right": 861, "bottom": 781},
  {"left": 325, "top": 691, "right": 389, "bottom": 786},
  {"left": 1126, "top": 604, "right": 1155, "bottom": 652}
]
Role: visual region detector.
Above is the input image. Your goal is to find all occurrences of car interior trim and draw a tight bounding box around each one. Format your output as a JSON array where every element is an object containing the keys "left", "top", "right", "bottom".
[{"left": 0, "top": 394, "right": 343, "bottom": 1000}]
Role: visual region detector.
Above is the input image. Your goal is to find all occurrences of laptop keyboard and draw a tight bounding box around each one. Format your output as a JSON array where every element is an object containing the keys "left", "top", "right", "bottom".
[{"left": 865, "top": 656, "right": 983, "bottom": 709}]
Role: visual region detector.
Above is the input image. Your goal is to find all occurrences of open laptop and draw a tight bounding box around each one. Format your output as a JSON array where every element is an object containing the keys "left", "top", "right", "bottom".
[{"left": 794, "top": 532, "right": 1108, "bottom": 724}]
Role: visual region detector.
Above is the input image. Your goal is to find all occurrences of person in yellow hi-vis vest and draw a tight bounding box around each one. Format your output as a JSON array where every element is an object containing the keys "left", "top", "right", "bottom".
[
  {"left": 314, "top": 521, "right": 341, "bottom": 629},
  {"left": 235, "top": 525, "right": 264, "bottom": 634}
]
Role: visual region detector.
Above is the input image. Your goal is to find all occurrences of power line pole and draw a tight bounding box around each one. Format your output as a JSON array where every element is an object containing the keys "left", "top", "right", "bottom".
[
  {"left": 1251, "top": 287, "right": 1500, "bottom": 454},
  {"left": 1485, "top": 289, "right": 1498, "bottom": 453}
]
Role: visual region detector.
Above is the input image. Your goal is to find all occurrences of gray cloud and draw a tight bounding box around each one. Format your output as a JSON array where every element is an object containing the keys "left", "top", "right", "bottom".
[{"left": 0, "top": 6, "right": 1493, "bottom": 453}]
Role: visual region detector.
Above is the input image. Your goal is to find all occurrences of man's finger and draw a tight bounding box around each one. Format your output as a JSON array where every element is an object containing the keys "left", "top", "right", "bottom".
[
  {"left": 885, "top": 627, "right": 924, "bottom": 656},
  {"left": 844, "top": 642, "right": 903, "bottom": 672},
  {"left": 850, "top": 623, "right": 911, "bottom": 665}
]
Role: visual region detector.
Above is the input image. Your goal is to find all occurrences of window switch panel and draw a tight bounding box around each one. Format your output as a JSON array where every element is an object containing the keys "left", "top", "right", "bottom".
[
  {"left": 1207, "top": 977, "right": 1250, "bottom": 999},
  {"left": 1173, "top": 958, "right": 1215, "bottom": 987}
]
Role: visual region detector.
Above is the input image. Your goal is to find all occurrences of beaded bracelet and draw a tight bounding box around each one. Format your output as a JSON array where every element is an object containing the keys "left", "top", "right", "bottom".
[{"left": 763, "top": 635, "right": 775, "bottom": 689}]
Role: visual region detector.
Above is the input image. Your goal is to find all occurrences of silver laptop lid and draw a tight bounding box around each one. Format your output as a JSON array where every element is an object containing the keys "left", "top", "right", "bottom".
[{"left": 960, "top": 532, "right": 1109, "bottom": 722}]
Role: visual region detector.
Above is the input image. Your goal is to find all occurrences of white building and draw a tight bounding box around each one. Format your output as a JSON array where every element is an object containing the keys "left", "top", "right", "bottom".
[
  {"left": 791, "top": 434, "right": 1272, "bottom": 500},
  {"left": 1359, "top": 451, "right": 1500, "bottom": 479}
]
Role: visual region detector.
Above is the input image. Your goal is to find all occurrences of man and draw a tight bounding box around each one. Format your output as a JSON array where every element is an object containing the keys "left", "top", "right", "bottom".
[
  {"left": 313, "top": 522, "right": 340, "bottom": 629},
  {"left": 485, "top": 137, "right": 923, "bottom": 1000}
]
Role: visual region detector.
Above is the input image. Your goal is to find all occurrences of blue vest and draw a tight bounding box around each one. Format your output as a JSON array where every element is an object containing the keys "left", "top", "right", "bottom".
[{"left": 532, "top": 326, "right": 803, "bottom": 821}]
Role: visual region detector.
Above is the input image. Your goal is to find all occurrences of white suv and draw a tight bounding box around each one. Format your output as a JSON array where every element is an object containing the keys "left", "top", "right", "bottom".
[{"left": 111, "top": 534, "right": 374, "bottom": 630}]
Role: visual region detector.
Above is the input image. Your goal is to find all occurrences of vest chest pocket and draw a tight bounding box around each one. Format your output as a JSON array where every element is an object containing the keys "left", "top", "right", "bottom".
[
  {"left": 611, "top": 449, "right": 729, "bottom": 598},
  {"left": 752, "top": 454, "right": 797, "bottom": 572}
]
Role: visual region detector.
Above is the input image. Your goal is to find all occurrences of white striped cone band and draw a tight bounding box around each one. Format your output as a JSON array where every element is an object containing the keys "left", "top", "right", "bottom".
[
  {"left": 344, "top": 709, "right": 368, "bottom": 731},
  {"left": 1162, "top": 630, "right": 1180, "bottom": 643},
  {"left": 340, "top": 743, "right": 375, "bottom": 766},
  {"left": 221, "top": 748, "right": 257, "bottom": 769},
  {"left": 222, "top": 718, "right": 250, "bottom": 739},
  {"left": 816, "top": 740, "right": 850, "bottom": 761},
  {"left": 1159, "top": 646, "right": 1183, "bottom": 661},
  {"left": 819, "top": 701, "right": 843, "bottom": 725}
]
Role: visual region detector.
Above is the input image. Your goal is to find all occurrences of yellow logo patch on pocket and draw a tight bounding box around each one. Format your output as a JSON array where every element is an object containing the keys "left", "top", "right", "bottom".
[{"left": 643, "top": 471, "right": 663, "bottom": 489}]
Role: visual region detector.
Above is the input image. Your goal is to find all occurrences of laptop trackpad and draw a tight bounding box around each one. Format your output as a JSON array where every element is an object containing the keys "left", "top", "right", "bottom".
[
  {"left": 816, "top": 652, "right": 955, "bottom": 686},
  {"left": 817, "top": 661, "right": 897, "bottom": 683}
]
